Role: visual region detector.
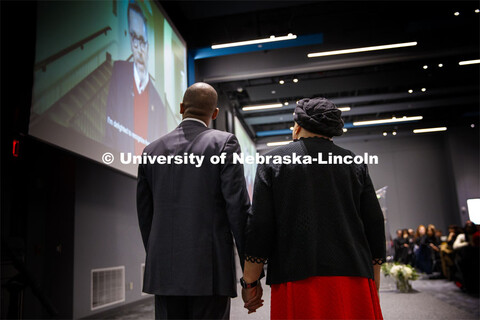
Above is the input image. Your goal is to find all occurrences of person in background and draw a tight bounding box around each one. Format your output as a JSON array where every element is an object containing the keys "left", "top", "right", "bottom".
[
  {"left": 241, "top": 97, "right": 385, "bottom": 319},
  {"left": 400, "top": 229, "right": 414, "bottom": 265},
  {"left": 414, "top": 224, "right": 440, "bottom": 274},
  {"left": 418, "top": 224, "right": 440, "bottom": 275},
  {"left": 408, "top": 228, "right": 415, "bottom": 238},
  {"left": 406, "top": 228, "right": 415, "bottom": 265},
  {"left": 453, "top": 221, "right": 480, "bottom": 293},
  {"left": 415, "top": 225, "right": 426, "bottom": 242},
  {"left": 454, "top": 221, "right": 477, "bottom": 250},
  {"left": 440, "top": 224, "right": 461, "bottom": 280},
  {"left": 393, "top": 229, "right": 403, "bottom": 262},
  {"left": 413, "top": 224, "right": 426, "bottom": 269},
  {"left": 435, "top": 229, "right": 443, "bottom": 240},
  {"left": 426, "top": 224, "right": 441, "bottom": 274},
  {"left": 395, "top": 229, "right": 411, "bottom": 264}
]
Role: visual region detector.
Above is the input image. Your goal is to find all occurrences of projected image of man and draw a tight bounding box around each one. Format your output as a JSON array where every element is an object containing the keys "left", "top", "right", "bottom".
[{"left": 105, "top": 2, "right": 167, "bottom": 155}]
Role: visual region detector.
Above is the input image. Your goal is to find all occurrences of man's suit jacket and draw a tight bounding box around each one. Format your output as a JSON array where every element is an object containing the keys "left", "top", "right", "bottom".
[
  {"left": 105, "top": 60, "right": 167, "bottom": 153},
  {"left": 137, "top": 120, "right": 251, "bottom": 297}
]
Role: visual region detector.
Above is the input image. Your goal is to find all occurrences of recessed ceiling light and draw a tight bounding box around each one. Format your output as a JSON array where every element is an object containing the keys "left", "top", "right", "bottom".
[
  {"left": 408, "top": 89, "right": 413, "bottom": 93},
  {"left": 423, "top": 65, "right": 428, "bottom": 69},
  {"left": 267, "top": 141, "right": 292, "bottom": 147},
  {"left": 211, "top": 33, "right": 297, "bottom": 49},
  {"left": 307, "top": 41, "right": 417, "bottom": 58},
  {"left": 271, "top": 90, "right": 276, "bottom": 94},
  {"left": 438, "top": 63, "right": 443, "bottom": 67},
  {"left": 284, "top": 102, "right": 289, "bottom": 106},
  {"left": 242, "top": 103, "right": 283, "bottom": 111},
  {"left": 279, "top": 80, "right": 285, "bottom": 84},
  {"left": 343, "top": 128, "right": 348, "bottom": 132},
  {"left": 383, "top": 132, "right": 388, "bottom": 136},
  {"left": 459, "top": 59, "right": 480, "bottom": 66},
  {"left": 392, "top": 131, "right": 397, "bottom": 136},
  {"left": 471, "top": 124, "right": 476, "bottom": 128},
  {"left": 421, "top": 88, "right": 427, "bottom": 92},
  {"left": 413, "top": 127, "right": 447, "bottom": 134},
  {"left": 476, "top": 9, "right": 479, "bottom": 13},
  {"left": 293, "top": 78, "right": 299, "bottom": 83},
  {"left": 454, "top": 11, "right": 460, "bottom": 16},
  {"left": 353, "top": 116, "right": 423, "bottom": 126}
]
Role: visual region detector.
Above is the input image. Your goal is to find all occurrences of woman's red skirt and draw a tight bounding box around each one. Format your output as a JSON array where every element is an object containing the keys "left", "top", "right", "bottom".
[{"left": 271, "top": 276, "right": 383, "bottom": 319}]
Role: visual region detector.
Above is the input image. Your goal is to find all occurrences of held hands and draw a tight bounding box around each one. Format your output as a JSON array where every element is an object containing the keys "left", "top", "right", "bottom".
[{"left": 242, "top": 282, "right": 264, "bottom": 314}]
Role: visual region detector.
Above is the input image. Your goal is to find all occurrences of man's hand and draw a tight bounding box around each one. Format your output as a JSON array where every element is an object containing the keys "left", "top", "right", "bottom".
[{"left": 242, "top": 283, "right": 264, "bottom": 314}]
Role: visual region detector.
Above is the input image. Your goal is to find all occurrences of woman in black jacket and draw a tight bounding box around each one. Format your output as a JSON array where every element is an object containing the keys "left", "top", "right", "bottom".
[{"left": 240, "top": 97, "right": 386, "bottom": 319}]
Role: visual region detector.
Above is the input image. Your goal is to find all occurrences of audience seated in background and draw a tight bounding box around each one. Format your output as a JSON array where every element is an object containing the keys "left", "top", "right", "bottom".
[{"left": 393, "top": 222, "right": 479, "bottom": 295}]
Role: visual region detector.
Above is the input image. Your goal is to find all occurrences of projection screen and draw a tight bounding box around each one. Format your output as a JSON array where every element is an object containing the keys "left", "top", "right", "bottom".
[{"left": 29, "top": 0, "right": 187, "bottom": 176}]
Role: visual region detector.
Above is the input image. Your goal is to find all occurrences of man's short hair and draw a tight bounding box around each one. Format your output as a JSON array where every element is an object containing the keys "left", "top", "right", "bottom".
[{"left": 128, "top": 2, "right": 147, "bottom": 35}]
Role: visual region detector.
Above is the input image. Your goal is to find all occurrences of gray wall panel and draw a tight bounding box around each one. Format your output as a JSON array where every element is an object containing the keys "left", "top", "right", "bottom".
[
  {"left": 74, "top": 161, "right": 147, "bottom": 319},
  {"left": 332, "top": 133, "right": 460, "bottom": 236},
  {"left": 445, "top": 128, "right": 480, "bottom": 226}
]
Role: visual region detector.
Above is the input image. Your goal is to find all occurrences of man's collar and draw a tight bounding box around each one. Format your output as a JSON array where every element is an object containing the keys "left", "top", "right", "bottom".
[
  {"left": 133, "top": 63, "right": 149, "bottom": 94},
  {"left": 181, "top": 117, "right": 208, "bottom": 127}
]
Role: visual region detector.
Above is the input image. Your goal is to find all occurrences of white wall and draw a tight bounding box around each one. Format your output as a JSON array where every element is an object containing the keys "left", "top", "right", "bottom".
[{"left": 337, "top": 132, "right": 459, "bottom": 236}]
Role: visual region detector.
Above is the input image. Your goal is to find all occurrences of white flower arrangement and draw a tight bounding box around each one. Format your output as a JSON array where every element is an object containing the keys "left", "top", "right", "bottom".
[
  {"left": 390, "top": 264, "right": 414, "bottom": 280},
  {"left": 382, "top": 262, "right": 419, "bottom": 292}
]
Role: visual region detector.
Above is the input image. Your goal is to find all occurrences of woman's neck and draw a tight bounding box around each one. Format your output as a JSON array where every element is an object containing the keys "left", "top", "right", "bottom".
[{"left": 297, "top": 130, "right": 332, "bottom": 141}]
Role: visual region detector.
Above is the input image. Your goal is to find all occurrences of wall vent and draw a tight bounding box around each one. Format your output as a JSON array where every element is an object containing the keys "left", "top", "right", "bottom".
[{"left": 91, "top": 266, "right": 125, "bottom": 310}]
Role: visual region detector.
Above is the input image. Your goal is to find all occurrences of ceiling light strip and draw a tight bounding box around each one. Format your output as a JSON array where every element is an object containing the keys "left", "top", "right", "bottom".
[
  {"left": 242, "top": 103, "right": 283, "bottom": 111},
  {"left": 459, "top": 59, "right": 480, "bottom": 66},
  {"left": 307, "top": 41, "right": 418, "bottom": 58},
  {"left": 413, "top": 127, "right": 447, "bottom": 134},
  {"left": 353, "top": 116, "right": 423, "bottom": 126},
  {"left": 266, "top": 141, "right": 292, "bottom": 147},
  {"left": 212, "top": 33, "right": 297, "bottom": 49}
]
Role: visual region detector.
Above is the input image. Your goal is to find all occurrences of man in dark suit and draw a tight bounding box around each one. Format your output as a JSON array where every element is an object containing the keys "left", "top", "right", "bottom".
[
  {"left": 105, "top": 2, "right": 167, "bottom": 155},
  {"left": 136, "top": 82, "right": 251, "bottom": 319}
]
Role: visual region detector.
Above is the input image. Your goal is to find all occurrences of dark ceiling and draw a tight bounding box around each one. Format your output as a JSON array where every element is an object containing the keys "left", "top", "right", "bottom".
[{"left": 160, "top": 1, "right": 479, "bottom": 147}]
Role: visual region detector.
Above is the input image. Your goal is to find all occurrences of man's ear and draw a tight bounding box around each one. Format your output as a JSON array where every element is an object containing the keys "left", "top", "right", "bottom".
[
  {"left": 180, "top": 103, "right": 185, "bottom": 115},
  {"left": 211, "top": 107, "right": 219, "bottom": 120}
]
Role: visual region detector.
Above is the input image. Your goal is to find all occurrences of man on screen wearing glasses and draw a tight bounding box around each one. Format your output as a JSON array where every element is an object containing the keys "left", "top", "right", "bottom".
[{"left": 105, "top": 2, "right": 166, "bottom": 155}]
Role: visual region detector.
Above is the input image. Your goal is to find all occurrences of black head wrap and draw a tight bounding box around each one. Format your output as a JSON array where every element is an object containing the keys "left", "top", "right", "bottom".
[{"left": 293, "top": 97, "right": 344, "bottom": 137}]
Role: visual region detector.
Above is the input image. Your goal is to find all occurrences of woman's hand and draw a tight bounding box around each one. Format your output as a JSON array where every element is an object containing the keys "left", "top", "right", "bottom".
[
  {"left": 242, "top": 259, "right": 266, "bottom": 313},
  {"left": 242, "top": 283, "right": 264, "bottom": 314}
]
